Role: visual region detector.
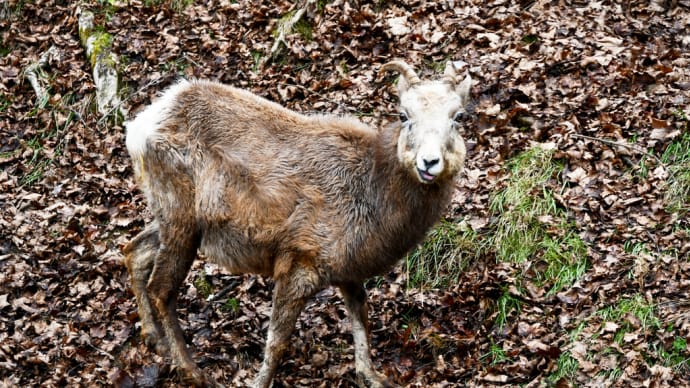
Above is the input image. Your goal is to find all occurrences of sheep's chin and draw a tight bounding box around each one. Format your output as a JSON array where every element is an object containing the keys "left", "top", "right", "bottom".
[{"left": 416, "top": 168, "right": 437, "bottom": 184}]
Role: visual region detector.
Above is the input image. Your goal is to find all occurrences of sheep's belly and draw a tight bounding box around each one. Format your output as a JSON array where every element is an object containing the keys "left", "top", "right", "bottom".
[{"left": 199, "top": 230, "right": 275, "bottom": 275}]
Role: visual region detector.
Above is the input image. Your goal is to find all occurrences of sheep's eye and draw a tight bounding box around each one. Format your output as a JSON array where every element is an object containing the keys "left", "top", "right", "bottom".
[
  {"left": 399, "top": 112, "right": 409, "bottom": 123},
  {"left": 453, "top": 111, "right": 466, "bottom": 124}
]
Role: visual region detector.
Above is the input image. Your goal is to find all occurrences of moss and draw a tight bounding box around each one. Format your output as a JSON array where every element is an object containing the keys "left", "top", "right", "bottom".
[
  {"left": 193, "top": 275, "right": 214, "bottom": 299},
  {"left": 294, "top": 18, "right": 313, "bottom": 41},
  {"left": 86, "top": 31, "right": 113, "bottom": 68}
]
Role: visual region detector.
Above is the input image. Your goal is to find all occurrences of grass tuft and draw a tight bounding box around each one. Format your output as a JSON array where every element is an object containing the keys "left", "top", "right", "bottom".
[
  {"left": 597, "top": 294, "right": 660, "bottom": 340},
  {"left": 659, "top": 336, "right": 690, "bottom": 373},
  {"left": 489, "top": 146, "right": 562, "bottom": 263},
  {"left": 405, "top": 220, "right": 478, "bottom": 289},
  {"left": 221, "top": 297, "right": 241, "bottom": 316},
  {"left": 495, "top": 286, "right": 522, "bottom": 330},
  {"left": 480, "top": 341, "right": 509, "bottom": 365},
  {"left": 662, "top": 127, "right": 690, "bottom": 215},
  {"left": 547, "top": 351, "right": 579, "bottom": 384}
]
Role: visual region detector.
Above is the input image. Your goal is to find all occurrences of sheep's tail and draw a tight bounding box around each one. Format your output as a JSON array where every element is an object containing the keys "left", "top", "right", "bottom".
[
  {"left": 125, "top": 80, "right": 191, "bottom": 180},
  {"left": 125, "top": 80, "right": 190, "bottom": 159}
]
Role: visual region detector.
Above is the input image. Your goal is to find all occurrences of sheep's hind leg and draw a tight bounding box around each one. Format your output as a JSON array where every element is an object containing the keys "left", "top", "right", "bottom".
[
  {"left": 145, "top": 224, "right": 211, "bottom": 387},
  {"left": 123, "top": 221, "right": 168, "bottom": 354},
  {"left": 340, "top": 282, "right": 392, "bottom": 388}
]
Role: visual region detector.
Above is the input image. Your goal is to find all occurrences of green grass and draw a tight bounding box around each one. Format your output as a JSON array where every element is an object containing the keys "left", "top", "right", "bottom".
[
  {"left": 294, "top": 17, "right": 313, "bottom": 41},
  {"left": 251, "top": 50, "right": 263, "bottom": 73},
  {"left": 0, "top": 151, "right": 16, "bottom": 159},
  {"left": 424, "top": 58, "right": 450, "bottom": 74},
  {"left": 489, "top": 146, "right": 563, "bottom": 263},
  {"left": 597, "top": 366, "right": 623, "bottom": 382},
  {"left": 0, "top": 94, "right": 10, "bottom": 112},
  {"left": 0, "top": 34, "right": 10, "bottom": 57},
  {"left": 547, "top": 351, "right": 579, "bottom": 384},
  {"left": 159, "top": 57, "right": 190, "bottom": 76},
  {"left": 221, "top": 297, "right": 240, "bottom": 316},
  {"left": 659, "top": 336, "right": 689, "bottom": 372},
  {"left": 495, "top": 286, "right": 521, "bottom": 330},
  {"left": 20, "top": 106, "right": 76, "bottom": 186},
  {"left": 405, "top": 220, "right": 477, "bottom": 289},
  {"left": 597, "top": 294, "right": 660, "bottom": 344},
  {"left": 521, "top": 34, "right": 539, "bottom": 45},
  {"left": 623, "top": 240, "right": 648, "bottom": 255},
  {"left": 21, "top": 158, "right": 50, "bottom": 186},
  {"left": 662, "top": 127, "right": 690, "bottom": 215},
  {"left": 539, "top": 231, "right": 588, "bottom": 295},
  {"left": 20, "top": 134, "right": 49, "bottom": 186},
  {"left": 489, "top": 145, "right": 589, "bottom": 294},
  {"left": 480, "top": 341, "right": 509, "bottom": 365}
]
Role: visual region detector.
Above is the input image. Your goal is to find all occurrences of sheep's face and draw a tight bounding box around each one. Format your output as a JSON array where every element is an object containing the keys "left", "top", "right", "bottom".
[{"left": 389, "top": 61, "right": 472, "bottom": 184}]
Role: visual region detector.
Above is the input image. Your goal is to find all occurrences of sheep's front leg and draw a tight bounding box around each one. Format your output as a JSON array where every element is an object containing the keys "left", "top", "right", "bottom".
[
  {"left": 123, "top": 222, "right": 168, "bottom": 354},
  {"left": 340, "top": 282, "right": 391, "bottom": 388},
  {"left": 254, "top": 266, "right": 318, "bottom": 388}
]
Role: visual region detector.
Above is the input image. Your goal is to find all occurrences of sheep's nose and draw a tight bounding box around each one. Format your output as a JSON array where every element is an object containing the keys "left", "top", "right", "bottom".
[{"left": 423, "top": 157, "right": 439, "bottom": 169}]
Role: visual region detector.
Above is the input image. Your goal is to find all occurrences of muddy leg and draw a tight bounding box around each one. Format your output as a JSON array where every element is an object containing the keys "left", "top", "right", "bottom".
[
  {"left": 123, "top": 221, "right": 168, "bottom": 354},
  {"left": 254, "top": 267, "right": 319, "bottom": 388},
  {"left": 145, "top": 224, "right": 208, "bottom": 387},
  {"left": 340, "top": 282, "right": 391, "bottom": 388}
]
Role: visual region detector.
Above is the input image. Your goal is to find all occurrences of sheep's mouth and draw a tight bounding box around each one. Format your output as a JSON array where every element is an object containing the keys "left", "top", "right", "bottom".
[{"left": 417, "top": 168, "right": 437, "bottom": 183}]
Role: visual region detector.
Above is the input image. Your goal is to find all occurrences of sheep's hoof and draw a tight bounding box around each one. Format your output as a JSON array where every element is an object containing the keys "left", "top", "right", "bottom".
[
  {"left": 356, "top": 371, "right": 396, "bottom": 388},
  {"left": 180, "top": 367, "right": 223, "bottom": 388},
  {"left": 141, "top": 329, "right": 169, "bottom": 355}
]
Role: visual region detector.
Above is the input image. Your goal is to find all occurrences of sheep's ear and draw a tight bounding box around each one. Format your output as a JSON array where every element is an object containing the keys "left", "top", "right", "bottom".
[
  {"left": 443, "top": 61, "right": 472, "bottom": 103},
  {"left": 456, "top": 74, "right": 472, "bottom": 104},
  {"left": 443, "top": 60, "right": 461, "bottom": 80}
]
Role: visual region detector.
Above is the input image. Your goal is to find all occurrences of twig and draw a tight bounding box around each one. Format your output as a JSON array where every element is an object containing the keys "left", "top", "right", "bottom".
[
  {"left": 570, "top": 133, "right": 665, "bottom": 168},
  {"left": 209, "top": 278, "right": 242, "bottom": 302}
]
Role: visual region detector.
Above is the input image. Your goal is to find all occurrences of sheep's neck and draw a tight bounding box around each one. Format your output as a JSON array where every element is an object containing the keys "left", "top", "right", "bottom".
[{"left": 352, "top": 127, "right": 451, "bottom": 275}]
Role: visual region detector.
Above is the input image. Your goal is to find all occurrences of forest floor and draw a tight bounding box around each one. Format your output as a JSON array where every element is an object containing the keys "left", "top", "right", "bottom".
[{"left": 1, "top": 0, "right": 690, "bottom": 387}]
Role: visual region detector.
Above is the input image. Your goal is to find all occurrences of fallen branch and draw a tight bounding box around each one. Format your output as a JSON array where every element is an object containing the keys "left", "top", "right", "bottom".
[
  {"left": 261, "top": 0, "right": 316, "bottom": 70},
  {"left": 78, "top": 7, "right": 122, "bottom": 119},
  {"left": 24, "top": 45, "right": 59, "bottom": 108}
]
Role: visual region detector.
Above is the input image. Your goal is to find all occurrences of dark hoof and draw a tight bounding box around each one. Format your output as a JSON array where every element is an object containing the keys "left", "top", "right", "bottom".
[
  {"left": 356, "top": 371, "right": 396, "bottom": 388},
  {"left": 181, "top": 367, "right": 223, "bottom": 388},
  {"left": 141, "top": 330, "right": 169, "bottom": 355}
]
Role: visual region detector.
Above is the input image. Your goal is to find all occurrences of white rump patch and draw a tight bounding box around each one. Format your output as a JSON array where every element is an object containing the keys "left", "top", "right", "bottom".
[{"left": 125, "top": 79, "right": 191, "bottom": 158}]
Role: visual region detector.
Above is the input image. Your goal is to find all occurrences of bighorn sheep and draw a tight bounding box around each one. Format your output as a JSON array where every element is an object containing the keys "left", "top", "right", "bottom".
[{"left": 123, "top": 60, "right": 472, "bottom": 387}]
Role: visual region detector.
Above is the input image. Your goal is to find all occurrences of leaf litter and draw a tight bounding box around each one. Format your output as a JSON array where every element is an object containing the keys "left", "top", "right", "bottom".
[{"left": 0, "top": 0, "right": 689, "bottom": 386}]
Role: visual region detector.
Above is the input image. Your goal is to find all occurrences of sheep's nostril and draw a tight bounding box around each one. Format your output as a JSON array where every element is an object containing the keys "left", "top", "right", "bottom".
[{"left": 423, "top": 157, "right": 439, "bottom": 169}]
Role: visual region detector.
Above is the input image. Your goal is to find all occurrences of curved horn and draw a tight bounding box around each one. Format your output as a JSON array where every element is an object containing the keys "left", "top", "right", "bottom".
[{"left": 380, "top": 60, "right": 421, "bottom": 87}]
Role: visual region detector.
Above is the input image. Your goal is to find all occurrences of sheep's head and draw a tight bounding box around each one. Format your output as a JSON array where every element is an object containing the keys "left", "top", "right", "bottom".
[{"left": 381, "top": 60, "right": 472, "bottom": 184}]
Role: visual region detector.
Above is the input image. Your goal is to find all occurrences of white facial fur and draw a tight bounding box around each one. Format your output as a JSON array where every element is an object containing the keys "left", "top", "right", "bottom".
[{"left": 396, "top": 70, "right": 471, "bottom": 184}]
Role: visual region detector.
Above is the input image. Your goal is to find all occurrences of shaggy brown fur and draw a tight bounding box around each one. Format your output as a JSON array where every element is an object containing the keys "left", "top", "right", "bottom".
[{"left": 124, "top": 61, "right": 472, "bottom": 388}]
